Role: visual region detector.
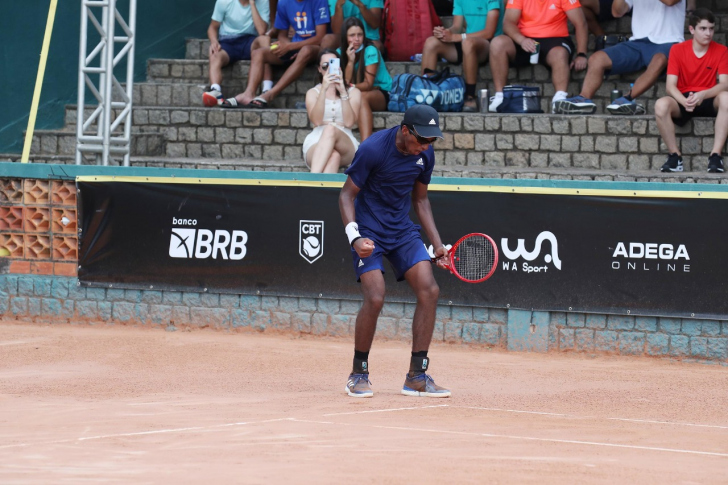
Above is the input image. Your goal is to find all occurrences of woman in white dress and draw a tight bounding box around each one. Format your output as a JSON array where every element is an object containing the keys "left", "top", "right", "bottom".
[{"left": 302, "top": 50, "right": 361, "bottom": 173}]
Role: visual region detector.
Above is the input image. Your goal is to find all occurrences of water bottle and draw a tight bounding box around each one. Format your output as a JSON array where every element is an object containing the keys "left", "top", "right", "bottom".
[{"left": 410, "top": 53, "right": 423, "bottom": 63}]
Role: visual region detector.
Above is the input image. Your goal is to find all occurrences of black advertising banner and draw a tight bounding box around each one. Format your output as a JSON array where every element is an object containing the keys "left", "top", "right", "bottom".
[{"left": 78, "top": 177, "right": 728, "bottom": 319}]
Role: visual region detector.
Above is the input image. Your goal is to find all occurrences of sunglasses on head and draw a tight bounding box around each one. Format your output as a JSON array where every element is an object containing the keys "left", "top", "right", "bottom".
[{"left": 407, "top": 125, "right": 437, "bottom": 145}]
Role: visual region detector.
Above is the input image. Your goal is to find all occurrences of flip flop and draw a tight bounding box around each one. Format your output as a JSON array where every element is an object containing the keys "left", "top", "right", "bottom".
[
  {"left": 248, "top": 96, "right": 268, "bottom": 109},
  {"left": 220, "top": 98, "right": 244, "bottom": 109}
]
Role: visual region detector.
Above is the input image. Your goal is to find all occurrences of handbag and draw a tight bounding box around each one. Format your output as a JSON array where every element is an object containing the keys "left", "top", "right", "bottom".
[
  {"left": 496, "top": 85, "right": 543, "bottom": 114},
  {"left": 387, "top": 68, "right": 465, "bottom": 112}
]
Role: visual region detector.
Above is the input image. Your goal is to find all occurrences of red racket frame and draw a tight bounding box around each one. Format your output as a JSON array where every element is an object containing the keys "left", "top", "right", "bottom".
[{"left": 432, "top": 233, "right": 499, "bottom": 284}]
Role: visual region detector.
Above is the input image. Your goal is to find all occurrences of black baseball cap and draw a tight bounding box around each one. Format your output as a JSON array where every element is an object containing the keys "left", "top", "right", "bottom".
[{"left": 402, "top": 104, "right": 443, "bottom": 139}]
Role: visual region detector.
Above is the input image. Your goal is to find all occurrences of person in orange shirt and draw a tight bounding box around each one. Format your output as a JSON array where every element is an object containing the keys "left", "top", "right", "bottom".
[
  {"left": 488, "top": 0, "right": 588, "bottom": 112},
  {"left": 655, "top": 9, "right": 728, "bottom": 173}
]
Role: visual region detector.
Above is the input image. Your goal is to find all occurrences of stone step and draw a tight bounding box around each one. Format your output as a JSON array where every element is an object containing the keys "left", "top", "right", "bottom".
[
  {"left": 3, "top": 152, "right": 726, "bottom": 184},
  {"left": 55, "top": 105, "right": 727, "bottom": 172},
  {"left": 29, "top": 130, "right": 166, "bottom": 158},
  {"left": 145, "top": 58, "right": 667, "bottom": 112}
]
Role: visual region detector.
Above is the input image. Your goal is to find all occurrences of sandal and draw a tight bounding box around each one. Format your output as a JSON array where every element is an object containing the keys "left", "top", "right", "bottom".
[
  {"left": 462, "top": 96, "right": 478, "bottom": 113},
  {"left": 248, "top": 96, "right": 269, "bottom": 109},
  {"left": 220, "top": 98, "right": 244, "bottom": 109}
]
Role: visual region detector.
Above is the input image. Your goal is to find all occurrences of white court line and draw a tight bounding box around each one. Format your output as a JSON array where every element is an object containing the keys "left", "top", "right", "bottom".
[
  {"left": 323, "top": 404, "right": 449, "bottom": 416},
  {"left": 608, "top": 417, "right": 728, "bottom": 430},
  {"left": 289, "top": 418, "right": 728, "bottom": 458},
  {"left": 0, "top": 417, "right": 292, "bottom": 449},
  {"left": 454, "top": 406, "right": 728, "bottom": 430}
]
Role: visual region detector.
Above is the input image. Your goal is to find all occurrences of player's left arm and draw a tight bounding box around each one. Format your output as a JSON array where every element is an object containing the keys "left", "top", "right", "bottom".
[{"left": 411, "top": 181, "right": 448, "bottom": 263}]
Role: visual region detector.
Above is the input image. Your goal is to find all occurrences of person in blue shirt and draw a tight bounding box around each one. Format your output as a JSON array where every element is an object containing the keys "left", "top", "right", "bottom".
[
  {"left": 420, "top": 0, "right": 505, "bottom": 112},
  {"left": 338, "top": 17, "right": 392, "bottom": 140},
  {"left": 339, "top": 104, "right": 451, "bottom": 399},
  {"left": 203, "top": 0, "right": 271, "bottom": 107},
  {"left": 222, "top": 0, "right": 330, "bottom": 108}
]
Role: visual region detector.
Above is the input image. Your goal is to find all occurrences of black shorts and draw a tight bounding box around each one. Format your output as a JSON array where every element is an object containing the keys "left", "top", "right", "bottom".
[
  {"left": 278, "top": 48, "right": 300, "bottom": 65},
  {"left": 377, "top": 87, "right": 390, "bottom": 105},
  {"left": 673, "top": 94, "right": 718, "bottom": 126},
  {"left": 452, "top": 41, "right": 464, "bottom": 65},
  {"left": 598, "top": 0, "right": 616, "bottom": 21},
  {"left": 513, "top": 36, "right": 575, "bottom": 68}
]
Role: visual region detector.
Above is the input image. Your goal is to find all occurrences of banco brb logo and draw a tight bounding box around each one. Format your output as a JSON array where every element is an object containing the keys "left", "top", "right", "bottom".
[
  {"left": 300, "top": 220, "right": 324, "bottom": 263},
  {"left": 169, "top": 226, "right": 248, "bottom": 260},
  {"left": 501, "top": 231, "right": 561, "bottom": 272}
]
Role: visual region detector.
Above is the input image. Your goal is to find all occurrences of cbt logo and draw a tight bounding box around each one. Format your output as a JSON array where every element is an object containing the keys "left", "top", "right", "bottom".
[
  {"left": 300, "top": 220, "right": 324, "bottom": 264},
  {"left": 169, "top": 218, "right": 248, "bottom": 260},
  {"left": 501, "top": 231, "right": 561, "bottom": 273}
]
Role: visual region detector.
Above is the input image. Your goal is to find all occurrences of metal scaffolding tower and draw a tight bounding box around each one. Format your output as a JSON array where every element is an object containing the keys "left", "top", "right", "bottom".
[{"left": 75, "top": 0, "right": 137, "bottom": 166}]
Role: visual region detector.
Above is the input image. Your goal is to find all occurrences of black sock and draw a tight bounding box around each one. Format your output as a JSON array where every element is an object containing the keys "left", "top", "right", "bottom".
[
  {"left": 465, "top": 84, "right": 476, "bottom": 99},
  {"left": 424, "top": 68, "right": 437, "bottom": 75},
  {"left": 353, "top": 350, "right": 369, "bottom": 374},
  {"left": 409, "top": 352, "right": 429, "bottom": 375},
  {"left": 625, "top": 92, "right": 633, "bottom": 101}
]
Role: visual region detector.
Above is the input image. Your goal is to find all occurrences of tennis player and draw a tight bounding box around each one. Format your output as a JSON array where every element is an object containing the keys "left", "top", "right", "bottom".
[{"left": 339, "top": 104, "right": 451, "bottom": 399}]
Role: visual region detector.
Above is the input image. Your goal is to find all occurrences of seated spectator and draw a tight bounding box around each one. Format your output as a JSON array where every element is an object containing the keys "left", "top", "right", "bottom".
[
  {"left": 338, "top": 17, "right": 392, "bottom": 141},
  {"left": 322, "top": 0, "right": 383, "bottom": 50},
  {"left": 203, "top": 0, "right": 271, "bottom": 107},
  {"left": 580, "top": 0, "right": 615, "bottom": 37},
  {"left": 303, "top": 50, "right": 362, "bottom": 173},
  {"left": 221, "top": 0, "right": 330, "bottom": 108},
  {"left": 420, "top": 0, "right": 505, "bottom": 112},
  {"left": 554, "top": 0, "right": 685, "bottom": 115},
  {"left": 488, "top": 0, "right": 588, "bottom": 113},
  {"left": 655, "top": 9, "right": 728, "bottom": 173}
]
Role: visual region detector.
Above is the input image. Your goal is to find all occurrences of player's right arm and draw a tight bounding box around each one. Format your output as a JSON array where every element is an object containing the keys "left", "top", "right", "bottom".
[{"left": 339, "top": 177, "right": 375, "bottom": 258}]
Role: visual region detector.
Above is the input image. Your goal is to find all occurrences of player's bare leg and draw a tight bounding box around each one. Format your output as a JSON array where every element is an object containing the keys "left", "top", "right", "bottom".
[
  {"left": 401, "top": 260, "right": 450, "bottom": 397},
  {"left": 345, "top": 270, "right": 385, "bottom": 398}
]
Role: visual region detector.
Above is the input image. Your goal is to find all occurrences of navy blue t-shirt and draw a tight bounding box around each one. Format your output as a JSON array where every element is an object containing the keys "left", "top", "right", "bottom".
[{"left": 345, "top": 126, "right": 435, "bottom": 246}]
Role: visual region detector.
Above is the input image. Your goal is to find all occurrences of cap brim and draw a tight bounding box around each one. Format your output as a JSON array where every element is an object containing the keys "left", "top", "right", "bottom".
[{"left": 412, "top": 124, "right": 444, "bottom": 139}]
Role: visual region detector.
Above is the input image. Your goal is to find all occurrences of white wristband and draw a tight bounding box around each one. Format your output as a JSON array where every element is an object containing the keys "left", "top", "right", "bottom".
[
  {"left": 461, "top": 33, "right": 467, "bottom": 41},
  {"left": 345, "top": 222, "right": 361, "bottom": 245}
]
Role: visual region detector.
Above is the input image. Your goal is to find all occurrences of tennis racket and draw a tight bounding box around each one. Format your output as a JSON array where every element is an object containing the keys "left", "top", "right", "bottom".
[{"left": 432, "top": 233, "right": 498, "bottom": 283}]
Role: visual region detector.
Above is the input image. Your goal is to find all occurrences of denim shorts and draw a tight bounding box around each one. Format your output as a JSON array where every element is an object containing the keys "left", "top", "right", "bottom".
[{"left": 604, "top": 38, "right": 675, "bottom": 75}]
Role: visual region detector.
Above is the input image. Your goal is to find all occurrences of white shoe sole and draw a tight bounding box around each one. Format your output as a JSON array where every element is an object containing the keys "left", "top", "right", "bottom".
[
  {"left": 401, "top": 389, "right": 451, "bottom": 398},
  {"left": 345, "top": 386, "right": 373, "bottom": 398}
]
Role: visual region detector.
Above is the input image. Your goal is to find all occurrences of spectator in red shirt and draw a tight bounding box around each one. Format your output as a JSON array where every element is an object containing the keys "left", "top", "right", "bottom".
[
  {"left": 655, "top": 9, "right": 728, "bottom": 173},
  {"left": 488, "top": 0, "right": 588, "bottom": 113}
]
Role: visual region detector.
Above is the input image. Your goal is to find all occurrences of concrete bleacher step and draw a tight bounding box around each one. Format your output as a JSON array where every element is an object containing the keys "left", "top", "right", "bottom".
[
  {"left": 28, "top": 130, "right": 166, "bottom": 157},
  {"left": 47, "top": 105, "right": 728, "bottom": 173},
  {"left": 3, "top": 151, "right": 725, "bottom": 184},
  {"left": 145, "top": 58, "right": 667, "bottom": 112}
]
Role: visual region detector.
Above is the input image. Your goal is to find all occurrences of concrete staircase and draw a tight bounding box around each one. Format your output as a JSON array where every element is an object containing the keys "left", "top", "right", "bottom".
[{"left": 10, "top": 7, "right": 728, "bottom": 183}]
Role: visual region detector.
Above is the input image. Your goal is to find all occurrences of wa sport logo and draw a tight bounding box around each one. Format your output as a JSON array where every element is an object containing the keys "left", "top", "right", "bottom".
[
  {"left": 501, "top": 231, "right": 561, "bottom": 273},
  {"left": 300, "top": 220, "right": 324, "bottom": 264}
]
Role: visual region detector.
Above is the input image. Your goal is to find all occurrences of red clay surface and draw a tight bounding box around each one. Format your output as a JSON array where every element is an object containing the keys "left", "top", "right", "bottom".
[{"left": 1, "top": 321, "right": 727, "bottom": 484}]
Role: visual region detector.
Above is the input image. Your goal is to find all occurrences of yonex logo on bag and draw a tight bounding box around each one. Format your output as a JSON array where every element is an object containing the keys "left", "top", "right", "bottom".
[
  {"left": 300, "top": 220, "right": 324, "bottom": 264},
  {"left": 169, "top": 227, "right": 248, "bottom": 260},
  {"left": 501, "top": 231, "right": 561, "bottom": 273},
  {"left": 416, "top": 89, "right": 437, "bottom": 105}
]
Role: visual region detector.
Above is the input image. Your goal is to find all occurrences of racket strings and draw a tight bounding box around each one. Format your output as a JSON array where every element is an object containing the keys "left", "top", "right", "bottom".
[{"left": 451, "top": 236, "right": 496, "bottom": 281}]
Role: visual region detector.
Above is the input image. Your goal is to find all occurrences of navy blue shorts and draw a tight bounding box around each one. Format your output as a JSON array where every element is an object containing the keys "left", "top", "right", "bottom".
[
  {"left": 220, "top": 34, "right": 257, "bottom": 63},
  {"left": 351, "top": 235, "right": 430, "bottom": 282},
  {"left": 604, "top": 38, "right": 675, "bottom": 76}
]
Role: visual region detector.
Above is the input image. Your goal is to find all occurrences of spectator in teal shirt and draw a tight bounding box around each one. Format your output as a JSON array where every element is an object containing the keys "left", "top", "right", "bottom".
[
  {"left": 421, "top": 0, "right": 505, "bottom": 112},
  {"left": 339, "top": 17, "right": 392, "bottom": 141},
  {"left": 322, "top": 0, "right": 384, "bottom": 51}
]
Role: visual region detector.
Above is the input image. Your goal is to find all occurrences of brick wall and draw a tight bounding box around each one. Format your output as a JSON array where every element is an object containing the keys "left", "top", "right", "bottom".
[
  {"left": 0, "top": 178, "right": 77, "bottom": 276},
  {"left": 1, "top": 274, "right": 726, "bottom": 363}
]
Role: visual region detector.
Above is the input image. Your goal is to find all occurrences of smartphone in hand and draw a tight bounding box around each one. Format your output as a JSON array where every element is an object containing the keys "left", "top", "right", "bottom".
[{"left": 328, "top": 58, "right": 340, "bottom": 75}]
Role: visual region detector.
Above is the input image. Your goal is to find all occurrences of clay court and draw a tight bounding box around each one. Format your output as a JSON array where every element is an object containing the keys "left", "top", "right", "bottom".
[{"left": 1, "top": 321, "right": 727, "bottom": 484}]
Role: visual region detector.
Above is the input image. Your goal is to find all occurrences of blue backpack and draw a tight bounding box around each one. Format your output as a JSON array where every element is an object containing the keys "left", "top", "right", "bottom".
[
  {"left": 496, "top": 85, "right": 543, "bottom": 114},
  {"left": 387, "top": 68, "right": 465, "bottom": 112}
]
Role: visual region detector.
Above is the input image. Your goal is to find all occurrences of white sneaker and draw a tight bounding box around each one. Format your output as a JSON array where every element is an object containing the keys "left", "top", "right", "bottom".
[
  {"left": 202, "top": 89, "right": 223, "bottom": 107},
  {"left": 551, "top": 92, "right": 568, "bottom": 113},
  {"left": 488, "top": 95, "right": 503, "bottom": 112}
]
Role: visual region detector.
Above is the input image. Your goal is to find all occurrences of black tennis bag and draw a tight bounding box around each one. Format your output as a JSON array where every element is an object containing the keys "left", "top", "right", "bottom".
[{"left": 496, "top": 85, "right": 543, "bottom": 114}]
